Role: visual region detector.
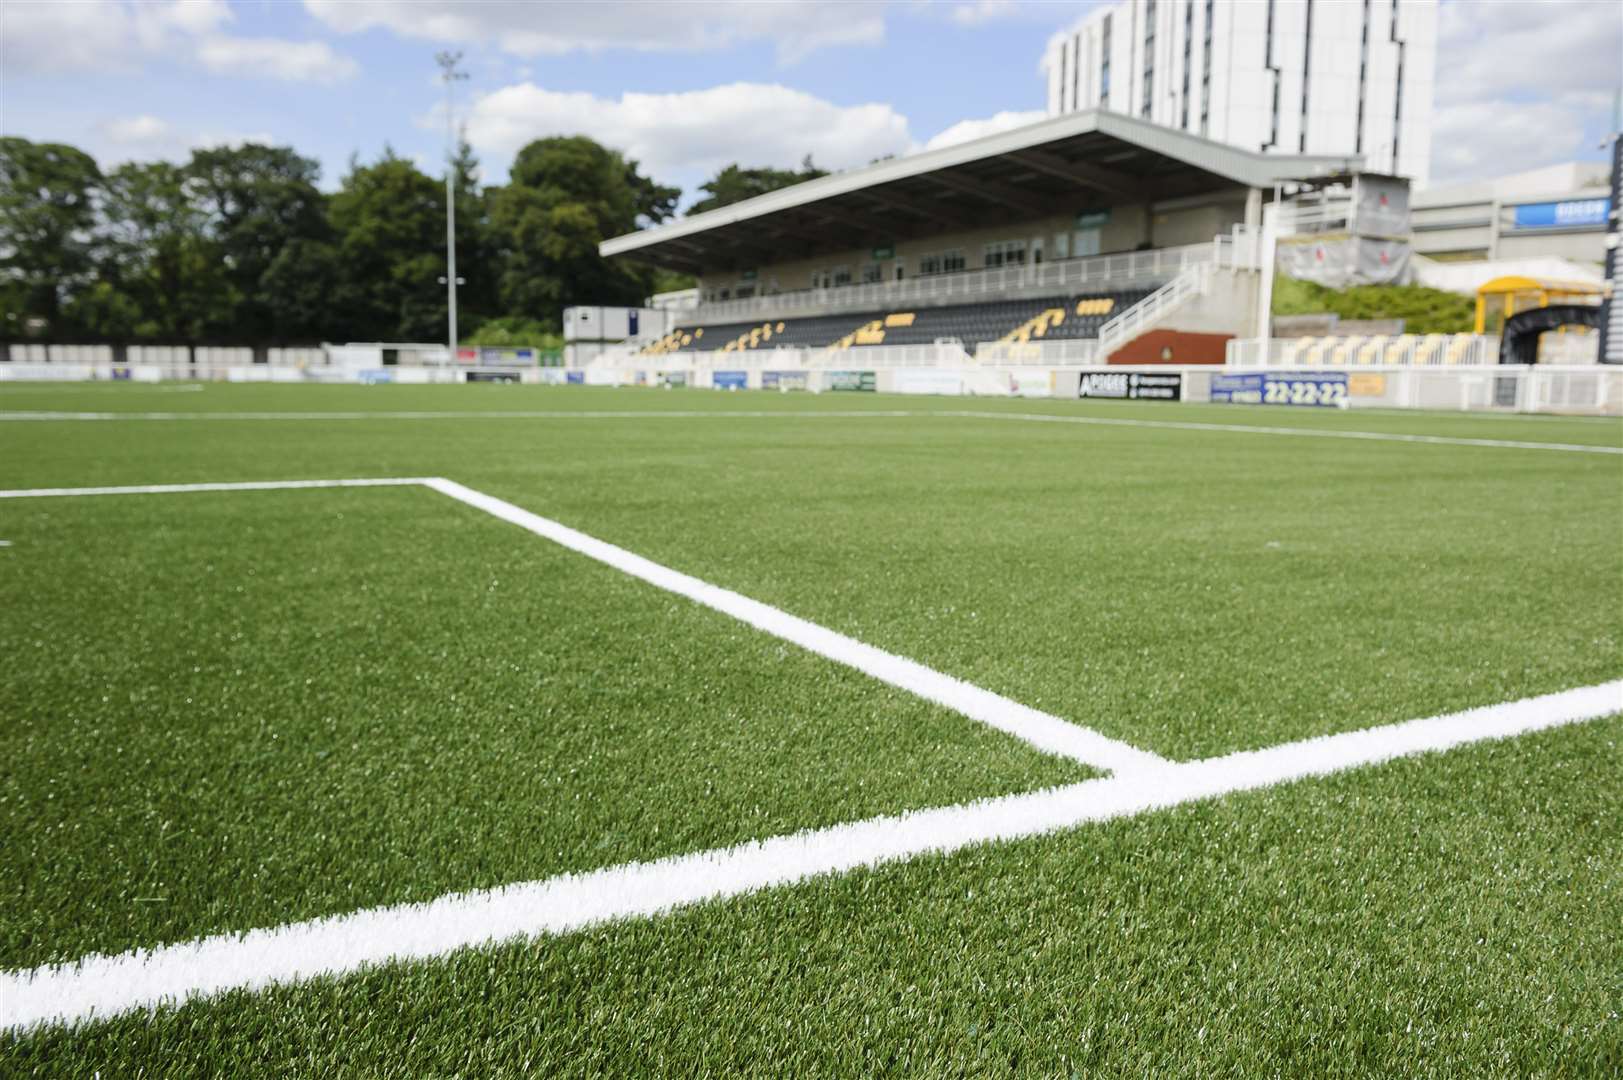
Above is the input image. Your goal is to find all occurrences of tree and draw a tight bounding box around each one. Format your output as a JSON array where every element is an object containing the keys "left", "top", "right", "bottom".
[
  {"left": 328, "top": 150, "right": 448, "bottom": 341},
  {"left": 488, "top": 136, "right": 679, "bottom": 326},
  {"left": 686, "top": 156, "right": 827, "bottom": 216},
  {"left": 97, "top": 161, "right": 233, "bottom": 338},
  {"left": 185, "top": 144, "right": 330, "bottom": 338},
  {"left": 0, "top": 137, "right": 103, "bottom": 334}
]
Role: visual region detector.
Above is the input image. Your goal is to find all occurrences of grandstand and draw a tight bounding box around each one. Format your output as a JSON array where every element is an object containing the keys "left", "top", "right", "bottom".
[
  {"left": 638, "top": 290, "right": 1150, "bottom": 357},
  {"left": 597, "top": 109, "right": 1358, "bottom": 366}
]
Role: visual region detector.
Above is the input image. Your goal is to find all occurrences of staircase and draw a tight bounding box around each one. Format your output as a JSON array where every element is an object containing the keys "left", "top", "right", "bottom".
[{"left": 1092, "top": 262, "right": 1214, "bottom": 361}]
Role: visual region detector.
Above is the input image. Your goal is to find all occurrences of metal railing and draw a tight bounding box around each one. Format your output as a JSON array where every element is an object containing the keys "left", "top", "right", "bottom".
[
  {"left": 641, "top": 342, "right": 977, "bottom": 370},
  {"left": 685, "top": 241, "right": 1223, "bottom": 326}
]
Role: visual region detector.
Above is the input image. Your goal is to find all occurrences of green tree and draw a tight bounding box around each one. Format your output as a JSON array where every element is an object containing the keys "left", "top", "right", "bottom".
[
  {"left": 0, "top": 137, "right": 103, "bottom": 334},
  {"left": 686, "top": 156, "right": 827, "bottom": 215},
  {"left": 328, "top": 150, "right": 448, "bottom": 341},
  {"left": 185, "top": 143, "right": 330, "bottom": 338},
  {"left": 488, "top": 136, "right": 679, "bottom": 327},
  {"left": 98, "top": 161, "right": 233, "bottom": 338}
]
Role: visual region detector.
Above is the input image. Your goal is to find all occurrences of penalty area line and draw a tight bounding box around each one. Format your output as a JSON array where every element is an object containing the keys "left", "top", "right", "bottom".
[
  {"left": 2, "top": 678, "right": 1617, "bottom": 1034},
  {"left": 0, "top": 476, "right": 1158, "bottom": 775}
]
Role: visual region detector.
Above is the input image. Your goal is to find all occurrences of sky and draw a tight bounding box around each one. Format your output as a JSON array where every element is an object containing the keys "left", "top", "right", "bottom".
[{"left": 1, "top": 0, "right": 1619, "bottom": 205}]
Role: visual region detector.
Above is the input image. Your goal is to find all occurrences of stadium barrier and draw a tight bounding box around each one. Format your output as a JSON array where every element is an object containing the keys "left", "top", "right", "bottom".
[{"left": 4, "top": 355, "right": 1617, "bottom": 415}]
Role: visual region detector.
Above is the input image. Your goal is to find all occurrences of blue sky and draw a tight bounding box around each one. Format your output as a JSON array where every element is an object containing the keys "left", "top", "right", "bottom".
[{"left": 2, "top": 0, "right": 1618, "bottom": 203}]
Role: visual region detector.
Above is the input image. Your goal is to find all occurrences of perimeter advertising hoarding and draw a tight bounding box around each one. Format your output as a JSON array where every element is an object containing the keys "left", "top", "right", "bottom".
[
  {"left": 712, "top": 370, "right": 748, "bottom": 390},
  {"left": 762, "top": 371, "right": 809, "bottom": 391},
  {"left": 1211, "top": 371, "right": 1348, "bottom": 407},
  {"left": 480, "top": 347, "right": 537, "bottom": 365},
  {"left": 827, "top": 371, "right": 877, "bottom": 392},
  {"left": 1077, "top": 371, "right": 1182, "bottom": 401}
]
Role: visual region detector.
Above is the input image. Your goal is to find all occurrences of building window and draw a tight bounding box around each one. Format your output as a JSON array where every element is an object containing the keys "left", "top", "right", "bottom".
[
  {"left": 1390, "top": 0, "right": 1405, "bottom": 173},
  {"left": 1263, "top": 0, "right": 1280, "bottom": 150},
  {"left": 917, "top": 249, "right": 965, "bottom": 277},
  {"left": 831, "top": 265, "right": 852, "bottom": 287},
  {"left": 1100, "top": 14, "right": 1112, "bottom": 105},
  {"left": 1201, "top": 0, "right": 1213, "bottom": 134},
  {"left": 862, "top": 263, "right": 882, "bottom": 284},
  {"left": 1299, "top": 0, "right": 1314, "bottom": 152},
  {"left": 983, "top": 239, "right": 1027, "bottom": 268},
  {"left": 1181, "top": 0, "right": 1193, "bottom": 129},
  {"left": 1142, "top": 0, "right": 1156, "bottom": 118},
  {"left": 1356, "top": 0, "right": 1370, "bottom": 153},
  {"left": 1055, "top": 232, "right": 1071, "bottom": 260}
]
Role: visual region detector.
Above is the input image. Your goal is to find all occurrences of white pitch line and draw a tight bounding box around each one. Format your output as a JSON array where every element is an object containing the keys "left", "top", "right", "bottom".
[
  {"left": 0, "top": 409, "right": 918, "bottom": 422},
  {"left": 2, "top": 404, "right": 1617, "bottom": 454},
  {"left": 0, "top": 478, "right": 435, "bottom": 500},
  {"left": 947, "top": 409, "right": 1623, "bottom": 455},
  {"left": 3, "top": 678, "right": 1617, "bottom": 1034},
  {"left": 422, "top": 478, "right": 1163, "bottom": 775},
  {"left": 0, "top": 476, "right": 1162, "bottom": 772}
]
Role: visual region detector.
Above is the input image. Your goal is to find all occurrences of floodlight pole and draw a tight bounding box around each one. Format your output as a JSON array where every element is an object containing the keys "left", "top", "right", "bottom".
[{"left": 436, "top": 51, "right": 468, "bottom": 363}]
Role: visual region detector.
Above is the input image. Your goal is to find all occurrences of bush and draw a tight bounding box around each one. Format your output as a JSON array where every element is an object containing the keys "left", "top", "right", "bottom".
[
  {"left": 461, "top": 316, "right": 563, "bottom": 350},
  {"left": 1272, "top": 276, "right": 1475, "bottom": 334}
]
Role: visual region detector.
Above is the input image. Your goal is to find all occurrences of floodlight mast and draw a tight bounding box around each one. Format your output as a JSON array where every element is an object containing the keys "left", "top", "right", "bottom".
[{"left": 436, "top": 50, "right": 468, "bottom": 363}]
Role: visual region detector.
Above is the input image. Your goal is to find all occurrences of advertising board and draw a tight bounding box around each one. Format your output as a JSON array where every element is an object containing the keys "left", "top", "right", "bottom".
[
  {"left": 827, "top": 371, "right": 877, "bottom": 392},
  {"left": 1077, "top": 371, "right": 1181, "bottom": 401},
  {"left": 762, "top": 371, "right": 809, "bottom": 391},
  {"left": 1211, "top": 371, "right": 1348, "bottom": 407},
  {"left": 712, "top": 370, "right": 748, "bottom": 390}
]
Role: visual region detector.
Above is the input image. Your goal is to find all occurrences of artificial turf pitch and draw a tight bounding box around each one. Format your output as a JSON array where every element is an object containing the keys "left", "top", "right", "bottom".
[{"left": 1, "top": 383, "right": 1620, "bottom": 1075}]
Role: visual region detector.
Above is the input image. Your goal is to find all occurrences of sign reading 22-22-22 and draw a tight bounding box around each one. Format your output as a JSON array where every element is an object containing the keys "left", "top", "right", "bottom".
[{"left": 1211, "top": 371, "right": 1348, "bottom": 407}]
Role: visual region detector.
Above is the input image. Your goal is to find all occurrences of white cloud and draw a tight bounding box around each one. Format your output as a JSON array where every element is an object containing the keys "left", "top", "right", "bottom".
[
  {"left": 305, "top": 0, "right": 884, "bottom": 64},
  {"left": 949, "top": 1, "right": 1017, "bottom": 26},
  {"left": 100, "top": 115, "right": 175, "bottom": 146},
  {"left": 92, "top": 114, "right": 275, "bottom": 164},
  {"left": 923, "top": 110, "right": 1047, "bottom": 151},
  {"left": 1429, "top": 0, "right": 1620, "bottom": 183},
  {"left": 195, "top": 36, "right": 357, "bottom": 83},
  {"left": 1, "top": 0, "right": 356, "bottom": 82},
  {"left": 458, "top": 82, "right": 913, "bottom": 177}
]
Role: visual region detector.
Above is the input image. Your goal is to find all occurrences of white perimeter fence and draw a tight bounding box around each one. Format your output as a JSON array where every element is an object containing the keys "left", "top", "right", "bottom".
[{"left": 4, "top": 357, "right": 1617, "bottom": 415}]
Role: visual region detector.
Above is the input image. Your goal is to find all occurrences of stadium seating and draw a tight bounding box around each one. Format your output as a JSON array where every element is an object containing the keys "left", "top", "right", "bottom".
[
  {"left": 643, "top": 290, "right": 1153, "bottom": 356},
  {"left": 1272, "top": 333, "right": 1498, "bottom": 366}
]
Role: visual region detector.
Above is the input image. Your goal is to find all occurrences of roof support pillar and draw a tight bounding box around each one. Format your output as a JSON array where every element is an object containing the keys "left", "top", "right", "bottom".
[{"left": 1245, "top": 186, "right": 1263, "bottom": 230}]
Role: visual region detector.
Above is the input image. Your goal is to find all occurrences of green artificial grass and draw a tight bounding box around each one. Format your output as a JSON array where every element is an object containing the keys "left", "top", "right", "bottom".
[
  {"left": 0, "top": 488, "right": 1089, "bottom": 969},
  {"left": 1, "top": 383, "right": 1619, "bottom": 1072},
  {"left": 6, "top": 716, "right": 1618, "bottom": 1077}
]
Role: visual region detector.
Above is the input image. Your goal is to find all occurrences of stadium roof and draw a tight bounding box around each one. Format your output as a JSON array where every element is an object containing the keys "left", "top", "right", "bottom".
[{"left": 601, "top": 109, "right": 1361, "bottom": 273}]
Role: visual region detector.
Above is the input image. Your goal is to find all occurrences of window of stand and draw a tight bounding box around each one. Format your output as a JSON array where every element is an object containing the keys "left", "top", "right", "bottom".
[
  {"left": 916, "top": 249, "right": 965, "bottom": 277},
  {"left": 983, "top": 239, "right": 1028, "bottom": 269}
]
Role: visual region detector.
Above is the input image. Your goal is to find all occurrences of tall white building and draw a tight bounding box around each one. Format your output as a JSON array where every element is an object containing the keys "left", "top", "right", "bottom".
[{"left": 1042, "top": 0, "right": 1437, "bottom": 186}]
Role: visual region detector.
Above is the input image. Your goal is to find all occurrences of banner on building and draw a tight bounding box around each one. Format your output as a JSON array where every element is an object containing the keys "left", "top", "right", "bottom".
[{"left": 712, "top": 370, "right": 748, "bottom": 390}]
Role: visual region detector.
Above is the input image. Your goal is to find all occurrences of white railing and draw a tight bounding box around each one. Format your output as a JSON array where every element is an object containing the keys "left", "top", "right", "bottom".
[
  {"left": 972, "top": 338, "right": 1102, "bottom": 366},
  {"left": 1092, "top": 262, "right": 1213, "bottom": 359},
  {"left": 1225, "top": 334, "right": 1506, "bottom": 368},
  {"left": 615, "top": 342, "right": 975, "bottom": 371},
  {"left": 688, "top": 241, "right": 1222, "bottom": 326}
]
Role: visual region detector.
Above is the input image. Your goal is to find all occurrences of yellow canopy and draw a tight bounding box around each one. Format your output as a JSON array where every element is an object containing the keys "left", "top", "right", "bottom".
[{"left": 1475, "top": 275, "right": 1604, "bottom": 334}]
